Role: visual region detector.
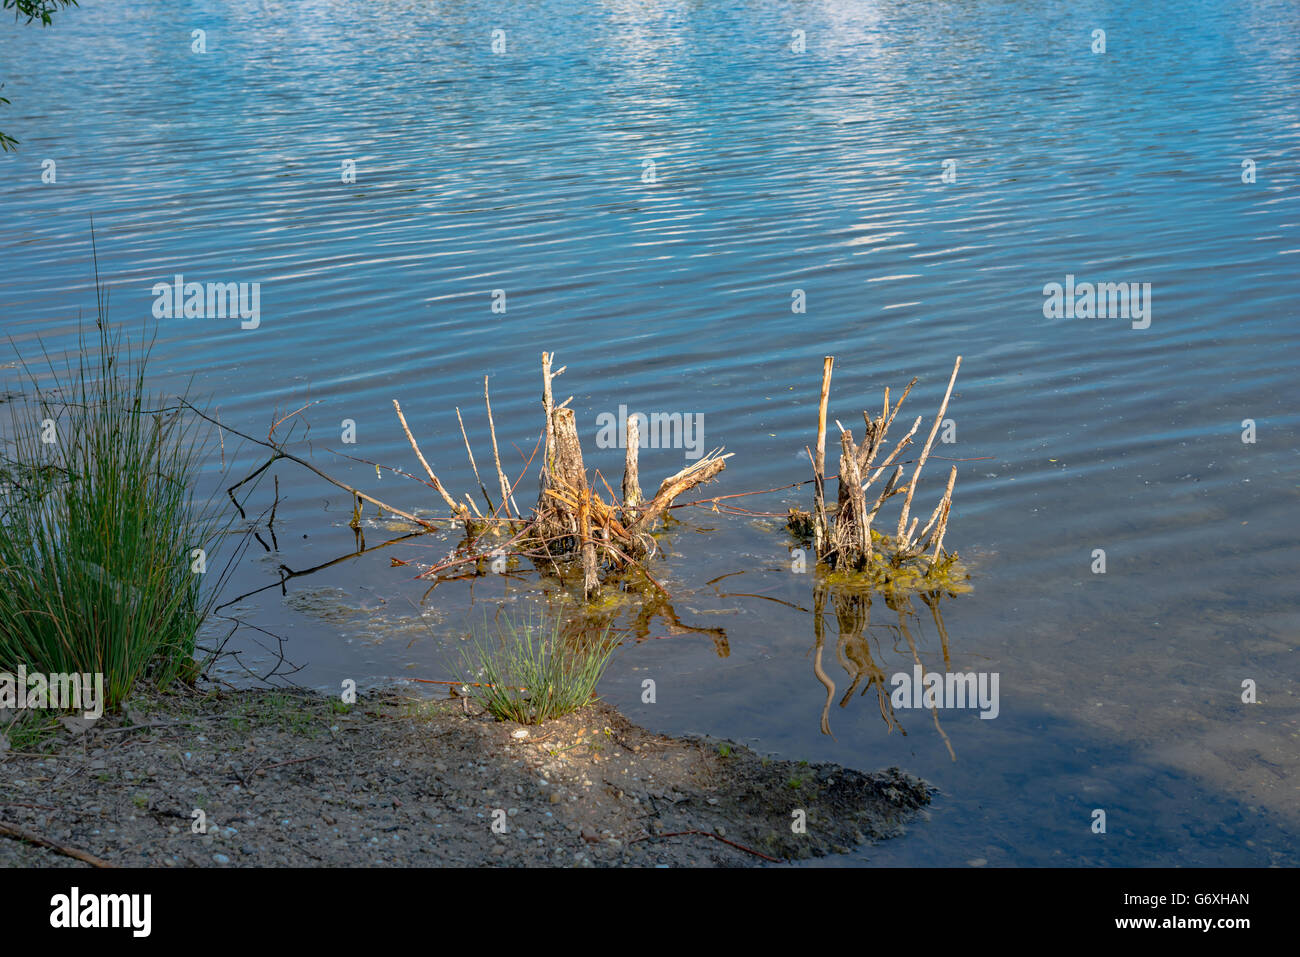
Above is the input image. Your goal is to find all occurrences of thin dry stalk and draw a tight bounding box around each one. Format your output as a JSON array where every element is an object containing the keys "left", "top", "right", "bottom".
[
  {"left": 623, "top": 414, "right": 642, "bottom": 512},
  {"left": 895, "top": 355, "right": 961, "bottom": 546},
  {"left": 813, "top": 356, "right": 834, "bottom": 555},
  {"left": 456, "top": 406, "right": 496, "bottom": 515},
  {"left": 393, "top": 399, "right": 465, "bottom": 516},
  {"left": 484, "top": 376, "right": 516, "bottom": 520}
]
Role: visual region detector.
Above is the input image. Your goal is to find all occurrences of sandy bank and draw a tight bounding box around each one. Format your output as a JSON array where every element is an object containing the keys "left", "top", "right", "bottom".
[{"left": 0, "top": 689, "right": 931, "bottom": 867}]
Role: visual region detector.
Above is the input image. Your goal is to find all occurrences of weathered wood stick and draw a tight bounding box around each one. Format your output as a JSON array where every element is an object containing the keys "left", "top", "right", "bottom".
[
  {"left": 881, "top": 377, "right": 917, "bottom": 441},
  {"left": 867, "top": 464, "right": 904, "bottom": 521},
  {"left": 551, "top": 408, "right": 588, "bottom": 512},
  {"left": 919, "top": 463, "right": 954, "bottom": 541},
  {"left": 393, "top": 399, "right": 465, "bottom": 516},
  {"left": 455, "top": 406, "right": 497, "bottom": 515},
  {"left": 864, "top": 415, "right": 922, "bottom": 492},
  {"left": 813, "top": 356, "right": 834, "bottom": 556},
  {"left": 859, "top": 377, "right": 917, "bottom": 473},
  {"left": 896, "top": 356, "right": 961, "bottom": 541},
  {"left": 843, "top": 431, "right": 871, "bottom": 562},
  {"left": 484, "top": 376, "right": 516, "bottom": 520},
  {"left": 629, "top": 452, "right": 730, "bottom": 534},
  {"left": 622, "top": 414, "right": 642, "bottom": 513},
  {"left": 540, "top": 352, "right": 557, "bottom": 480},
  {"left": 922, "top": 465, "right": 958, "bottom": 561},
  {"left": 463, "top": 493, "right": 484, "bottom": 519},
  {"left": 0, "top": 820, "right": 114, "bottom": 868},
  {"left": 549, "top": 407, "right": 599, "bottom": 596}
]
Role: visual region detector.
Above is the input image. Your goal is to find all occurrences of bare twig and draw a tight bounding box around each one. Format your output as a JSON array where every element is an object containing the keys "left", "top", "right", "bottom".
[
  {"left": 182, "top": 401, "right": 439, "bottom": 531},
  {"left": 0, "top": 820, "right": 115, "bottom": 868},
  {"left": 484, "top": 376, "right": 516, "bottom": 520},
  {"left": 456, "top": 406, "right": 497, "bottom": 516},
  {"left": 393, "top": 399, "right": 465, "bottom": 516}
]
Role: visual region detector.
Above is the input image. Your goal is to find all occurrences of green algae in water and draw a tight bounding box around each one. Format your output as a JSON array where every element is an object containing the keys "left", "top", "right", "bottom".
[{"left": 816, "top": 553, "right": 972, "bottom": 597}]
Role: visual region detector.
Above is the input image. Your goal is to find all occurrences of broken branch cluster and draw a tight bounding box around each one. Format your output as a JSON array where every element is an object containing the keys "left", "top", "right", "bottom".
[
  {"left": 794, "top": 355, "right": 962, "bottom": 574},
  {"left": 394, "top": 353, "right": 730, "bottom": 600}
]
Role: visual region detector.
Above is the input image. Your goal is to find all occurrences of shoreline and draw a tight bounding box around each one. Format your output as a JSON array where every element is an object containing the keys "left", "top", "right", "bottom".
[{"left": 0, "top": 687, "right": 932, "bottom": 868}]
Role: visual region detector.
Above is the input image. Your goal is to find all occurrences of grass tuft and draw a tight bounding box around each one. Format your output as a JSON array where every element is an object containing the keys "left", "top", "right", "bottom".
[
  {"left": 460, "top": 614, "right": 619, "bottom": 725},
  {"left": 0, "top": 267, "right": 229, "bottom": 708}
]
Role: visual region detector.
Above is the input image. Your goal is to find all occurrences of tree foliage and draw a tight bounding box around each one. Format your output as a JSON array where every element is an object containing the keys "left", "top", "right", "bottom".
[{"left": 1, "top": 0, "right": 78, "bottom": 151}]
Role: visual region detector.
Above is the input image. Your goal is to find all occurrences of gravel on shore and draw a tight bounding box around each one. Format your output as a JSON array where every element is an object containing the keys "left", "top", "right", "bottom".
[{"left": 0, "top": 688, "right": 932, "bottom": 867}]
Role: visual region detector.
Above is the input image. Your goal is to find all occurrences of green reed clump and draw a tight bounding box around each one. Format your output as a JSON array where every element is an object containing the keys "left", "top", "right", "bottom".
[
  {"left": 461, "top": 614, "right": 619, "bottom": 725},
  {"left": 0, "top": 289, "right": 227, "bottom": 708}
]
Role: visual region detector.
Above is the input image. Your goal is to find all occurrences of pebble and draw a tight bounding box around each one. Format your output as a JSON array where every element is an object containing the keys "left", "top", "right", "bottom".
[{"left": 213, "top": 853, "right": 230, "bottom": 865}]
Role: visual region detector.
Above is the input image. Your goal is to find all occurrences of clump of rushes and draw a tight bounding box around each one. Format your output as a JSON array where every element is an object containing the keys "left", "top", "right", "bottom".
[
  {"left": 0, "top": 268, "right": 230, "bottom": 708},
  {"left": 461, "top": 614, "right": 619, "bottom": 725}
]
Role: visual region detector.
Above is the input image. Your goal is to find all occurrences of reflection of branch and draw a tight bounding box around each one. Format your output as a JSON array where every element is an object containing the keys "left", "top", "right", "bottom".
[
  {"left": 630, "top": 591, "right": 729, "bottom": 658},
  {"left": 921, "top": 591, "right": 952, "bottom": 672},
  {"left": 718, "top": 591, "right": 813, "bottom": 615},
  {"left": 184, "top": 400, "right": 439, "bottom": 530},
  {"left": 213, "top": 530, "right": 426, "bottom": 612},
  {"left": 811, "top": 586, "right": 835, "bottom": 737},
  {"left": 896, "top": 603, "right": 955, "bottom": 762}
]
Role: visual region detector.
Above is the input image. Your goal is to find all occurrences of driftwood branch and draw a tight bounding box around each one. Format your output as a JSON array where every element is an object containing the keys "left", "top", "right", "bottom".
[{"left": 0, "top": 820, "right": 115, "bottom": 868}]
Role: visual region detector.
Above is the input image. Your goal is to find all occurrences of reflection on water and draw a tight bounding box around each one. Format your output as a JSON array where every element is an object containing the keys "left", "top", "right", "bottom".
[
  {"left": 220, "top": 508, "right": 976, "bottom": 753},
  {"left": 810, "top": 580, "right": 959, "bottom": 753}
]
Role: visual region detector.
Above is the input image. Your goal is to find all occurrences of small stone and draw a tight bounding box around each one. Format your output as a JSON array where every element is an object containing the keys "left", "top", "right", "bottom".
[
  {"left": 213, "top": 853, "right": 231, "bottom": 865},
  {"left": 549, "top": 792, "right": 562, "bottom": 804}
]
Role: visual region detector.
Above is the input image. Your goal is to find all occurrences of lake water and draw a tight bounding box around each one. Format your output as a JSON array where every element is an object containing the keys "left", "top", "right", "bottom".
[{"left": 2, "top": 0, "right": 1297, "bottom": 866}]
